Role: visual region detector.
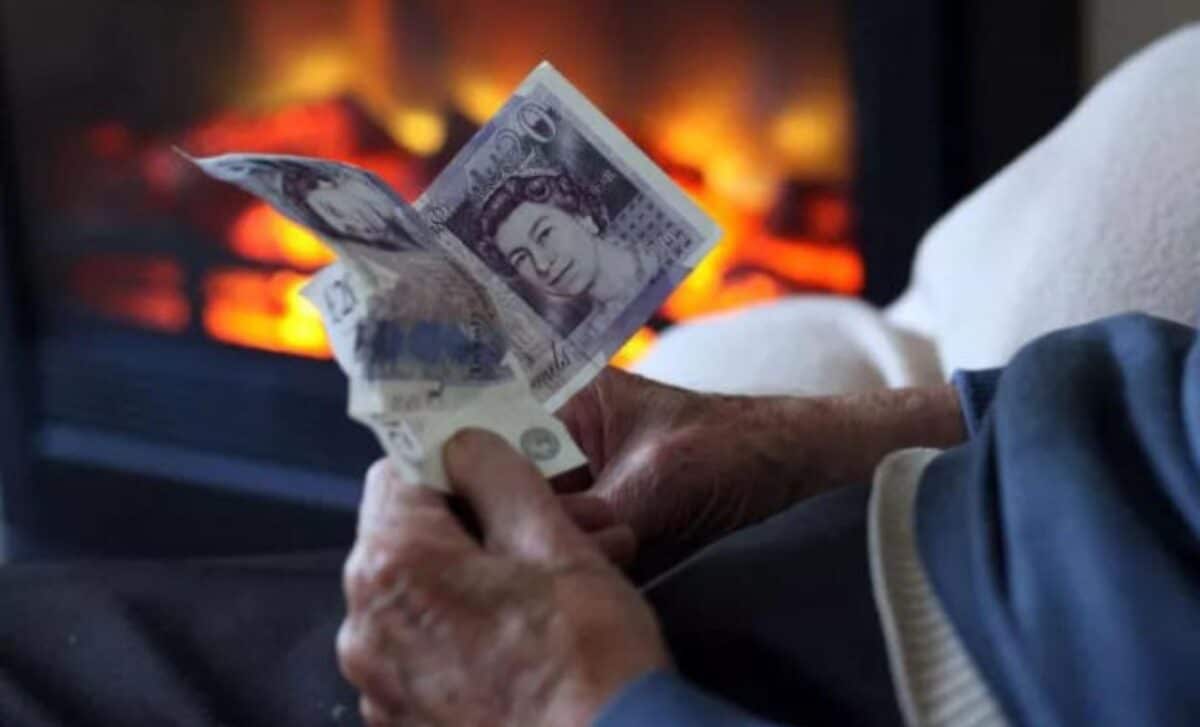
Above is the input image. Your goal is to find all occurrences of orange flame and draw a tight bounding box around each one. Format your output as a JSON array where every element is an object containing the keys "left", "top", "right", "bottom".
[
  {"left": 72, "top": 255, "right": 190, "bottom": 333},
  {"left": 203, "top": 268, "right": 330, "bottom": 359},
  {"left": 230, "top": 203, "right": 337, "bottom": 271},
  {"left": 94, "top": 2, "right": 866, "bottom": 371},
  {"left": 610, "top": 327, "right": 659, "bottom": 370},
  {"left": 184, "top": 99, "right": 361, "bottom": 158},
  {"left": 657, "top": 173, "right": 863, "bottom": 325}
]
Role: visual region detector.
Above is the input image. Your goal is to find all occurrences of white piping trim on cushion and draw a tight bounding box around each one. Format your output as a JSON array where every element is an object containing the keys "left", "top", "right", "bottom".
[{"left": 869, "top": 448, "right": 1009, "bottom": 727}]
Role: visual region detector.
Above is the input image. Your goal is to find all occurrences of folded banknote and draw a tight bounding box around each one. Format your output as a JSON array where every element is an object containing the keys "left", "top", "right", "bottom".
[{"left": 189, "top": 62, "right": 720, "bottom": 490}]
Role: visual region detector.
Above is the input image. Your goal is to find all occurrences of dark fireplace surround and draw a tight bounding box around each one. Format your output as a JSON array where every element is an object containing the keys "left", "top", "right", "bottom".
[{"left": 0, "top": 0, "right": 1079, "bottom": 560}]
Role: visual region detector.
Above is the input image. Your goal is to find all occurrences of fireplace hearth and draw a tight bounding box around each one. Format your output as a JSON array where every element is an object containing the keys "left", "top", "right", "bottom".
[{"left": 0, "top": 0, "right": 1078, "bottom": 559}]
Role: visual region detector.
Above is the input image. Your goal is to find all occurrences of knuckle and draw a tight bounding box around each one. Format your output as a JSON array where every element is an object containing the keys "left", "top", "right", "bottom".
[
  {"left": 345, "top": 543, "right": 454, "bottom": 634},
  {"left": 342, "top": 545, "right": 380, "bottom": 605},
  {"left": 346, "top": 534, "right": 425, "bottom": 597},
  {"left": 379, "top": 569, "right": 439, "bottom": 632},
  {"left": 366, "top": 695, "right": 409, "bottom": 727},
  {"left": 336, "top": 622, "right": 375, "bottom": 686},
  {"left": 338, "top": 624, "right": 407, "bottom": 707},
  {"left": 342, "top": 564, "right": 369, "bottom": 607},
  {"left": 365, "top": 458, "right": 393, "bottom": 488},
  {"left": 360, "top": 699, "right": 390, "bottom": 727},
  {"left": 362, "top": 458, "right": 391, "bottom": 487}
]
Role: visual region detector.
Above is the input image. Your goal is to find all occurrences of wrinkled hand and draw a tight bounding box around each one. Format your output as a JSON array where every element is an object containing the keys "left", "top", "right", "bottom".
[
  {"left": 556, "top": 368, "right": 812, "bottom": 573},
  {"left": 337, "top": 430, "right": 670, "bottom": 727},
  {"left": 557, "top": 369, "right": 967, "bottom": 575}
]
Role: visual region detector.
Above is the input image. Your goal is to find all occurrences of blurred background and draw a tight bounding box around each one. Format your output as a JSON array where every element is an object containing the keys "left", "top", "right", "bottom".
[{"left": 0, "top": 0, "right": 1192, "bottom": 560}]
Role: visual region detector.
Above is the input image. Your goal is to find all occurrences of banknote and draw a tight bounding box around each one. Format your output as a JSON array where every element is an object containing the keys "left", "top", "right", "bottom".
[
  {"left": 300, "top": 261, "right": 368, "bottom": 378},
  {"left": 302, "top": 254, "right": 509, "bottom": 384},
  {"left": 184, "top": 152, "right": 430, "bottom": 289},
  {"left": 187, "top": 62, "right": 720, "bottom": 490},
  {"left": 347, "top": 376, "right": 583, "bottom": 488},
  {"left": 418, "top": 62, "right": 720, "bottom": 411},
  {"left": 190, "top": 152, "right": 587, "bottom": 489}
]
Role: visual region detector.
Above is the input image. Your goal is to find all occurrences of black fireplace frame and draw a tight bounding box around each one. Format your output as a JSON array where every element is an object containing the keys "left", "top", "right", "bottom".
[
  {"left": 852, "top": 0, "right": 1081, "bottom": 303},
  {"left": 0, "top": 0, "right": 1080, "bottom": 560}
]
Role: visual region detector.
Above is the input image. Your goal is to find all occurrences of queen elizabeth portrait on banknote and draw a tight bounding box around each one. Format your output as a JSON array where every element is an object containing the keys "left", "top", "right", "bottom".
[
  {"left": 422, "top": 66, "right": 717, "bottom": 397},
  {"left": 190, "top": 154, "right": 423, "bottom": 254},
  {"left": 473, "top": 166, "right": 666, "bottom": 338}
]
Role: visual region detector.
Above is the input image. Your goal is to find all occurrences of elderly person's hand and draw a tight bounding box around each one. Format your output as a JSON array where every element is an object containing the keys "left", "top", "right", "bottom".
[
  {"left": 557, "top": 368, "right": 966, "bottom": 574},
  {"left": 337, "top": 430, "right": 670, "bottom": 727}
]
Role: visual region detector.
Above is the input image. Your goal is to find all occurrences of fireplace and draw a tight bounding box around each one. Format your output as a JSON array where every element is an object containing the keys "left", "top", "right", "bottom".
[{"left": 0, "top": 0, "right": 1079, "bottom": 558}]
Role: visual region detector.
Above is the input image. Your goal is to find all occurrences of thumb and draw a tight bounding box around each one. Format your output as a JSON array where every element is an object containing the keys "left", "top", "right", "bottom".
[{"left": 443, "top": 428, "right": 599, "bottom": 564}]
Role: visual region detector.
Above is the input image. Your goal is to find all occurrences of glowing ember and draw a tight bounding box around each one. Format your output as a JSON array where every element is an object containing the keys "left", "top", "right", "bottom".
[
  {"left": 741, "top": 236, "right": 862, "bottom": 293},
  {"left": 610, "top": 327, "right": 658, "bottom": 370},
  {"left": 452, "top": 77, "right": 509, "bottom": 125},
  {"left": 184, "top": 99, "right": 361, "bottom": 159},
  {"left": 768, "top": 103, "right": 849, "bottom": 180},
  {"left": 654, "top": 173, "right": 863, "bottom": 324},
  {"left": 71, "top": 255, "right": 190, "bottom": 333},
  {"left": 388, "top": 109, "right": 447, "bottom": 157},
  {"left": 203, "top": 268, "right": 330, "bottom": 359},
  {"left": 87, "top": 122, "right": 134, "bottom": 159},
  {"left": 71, "top": 2, "right": 864, "bottom": 373},
  {"left": 230, "top": 203, "right": 337, "bottom": 271}
]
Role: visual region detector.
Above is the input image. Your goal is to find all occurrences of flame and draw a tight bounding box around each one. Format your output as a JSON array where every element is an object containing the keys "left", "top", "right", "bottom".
[
  {"left": 82, "top": 1, "right": 866, "bottom": 368},
  {"left": 71, "top": 255, "right": 190, "bottom": 333},
  {"left": 174, "top": 91, "right": 861, "bottom": 363},
  {"left": 660, "top": 175, "right": 863, "bottom": 322},
  {"left": 183, "top": 99, "right": 360, "bottom": 158},
  {"left": 203, "top": 268, "right": 330, "bottom": 359},
  {"left": 171, "top": 97, "right": 427, "bottom": 200},
  {"left": 702, "top": 152, "right": 778, "bottom": 212},
  {"left": 610, "top": 326, "right": 658, "bottom": 370},
  {"left": 769, "top": 104, "right": 848, "bottom": 179},
  {"left": 269, "top": 47, "right": 356, "bottom": 105},
  {"left": 230, "top": 203, "right": 337, "bottom": 271},
  {"left": 452, "top": 76, "right": 509, "bottom": 125},
  {"left": 388, "top": 109, "right": 447, "bottom": 157},
  {"left": 806, "top": 194, "right": 852, "bottom": 241}
]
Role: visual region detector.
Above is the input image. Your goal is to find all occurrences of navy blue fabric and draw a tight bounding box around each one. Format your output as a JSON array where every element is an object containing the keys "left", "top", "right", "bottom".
[
  {"left": 0, "top": 484, "right": 896, "bottom": 726},
  {"left": 918, "top": 314, "right": 1200, "bottom": 726},
  {"left": 0, "top": 552, "right": 360, "bottom": 726},
  {"left": 644, "top": 484, "right": 901, "bottom": 726},
  {"left": 951, "top": 367, "right": 1002, "bottom": 437},
  {"left": 596, "top": 671, "right": 780, "bottom": 727}
]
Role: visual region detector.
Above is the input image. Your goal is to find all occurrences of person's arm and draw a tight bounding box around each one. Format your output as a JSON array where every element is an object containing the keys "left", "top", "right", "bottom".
[
  {"left": 914, "top": 314, "right": 1200, "bottom": 726},
  {"left": 558, "top": 371, "right": 966, "bottom": 572},
  {"left": 735, "top": 383, "right": 968, "bottom": 498}
]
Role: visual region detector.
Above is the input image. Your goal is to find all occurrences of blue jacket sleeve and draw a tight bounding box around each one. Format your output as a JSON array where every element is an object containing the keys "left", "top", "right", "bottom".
[
  {"left": 917, "top": 313, "right": 1200, "bottom": 727},
  {"left": 595, "top": 671, "right": 787, "bottom": 727},
  {"left": 950, "top": 368, "right": 1003, "bottom": 437}
]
